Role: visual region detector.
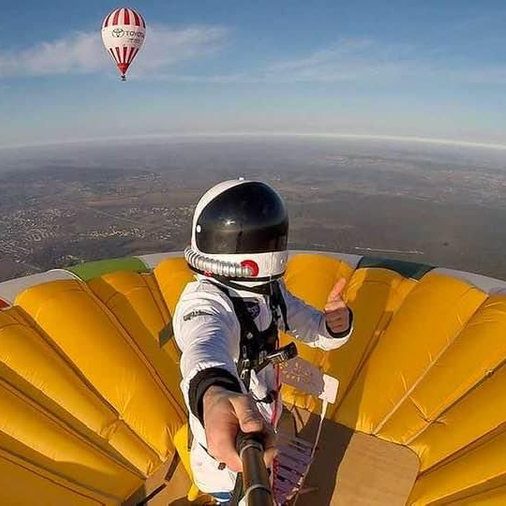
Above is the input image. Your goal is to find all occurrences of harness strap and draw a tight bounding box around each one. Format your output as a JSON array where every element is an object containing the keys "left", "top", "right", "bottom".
[
  {"left": 205, "top": 280, "right": 287, "bottom": 390},
  {"left": 202, "top": 280, "right": 287, "bottom": 504},
  {"left": 270, "top": 280, "right": 290, "bottom": 332}
]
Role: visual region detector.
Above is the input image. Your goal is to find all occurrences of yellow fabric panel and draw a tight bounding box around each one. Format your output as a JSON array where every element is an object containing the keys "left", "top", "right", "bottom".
[
  {"left": 337, "top": 272, "right": 488, "bottom": 435},
  {"left": 16, "top": 280, "right": 183, "bottom": 461},
  {"left": 87, "top": 272, "right": 185, "bottom": 413},
  {"left": 0, "top": 307, "right": 159, "bottom": 476},
  {"left": 449, "top": 485, "right": 506, "bottom": 505},
  {"left": 281, "top": 254, "right": 353, "bottom": 409},
  {"left": 0, "top": 451, "right": 106, "bottom": 506},
  {"left": 173, "top": 424, "right": 212, "bottom": 502},
  {"left": 0, "top": 381, "right": 141, "bottom": 501},
  {"left": 0, "top": 307, "right": 116, "bottom": 434},
  {"left": 154, "top": 257, "right": 194, "bottom": 315},
  {"left": 143, "top": 273, "right": 178, "bottom": 350},
  {"left": 143, "top": 273, "right": 171, "bottom": 322},
  {"left": 408, "top": 428, "right": 506, "bottom": 505},
  {"left": 409, "top": 364, "right": 506, "bottom": 472},
  {"left": 380, "top": 295, "right": 506, "bottom": 445},
  {"left": 328, "top": 269, "right": 415, "bottom": 418},
  {"left": 173, "top": 424, "right": 194, "bottom": 485}
]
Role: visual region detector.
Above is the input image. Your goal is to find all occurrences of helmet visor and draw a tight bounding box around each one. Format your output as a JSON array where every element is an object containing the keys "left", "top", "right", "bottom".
[{"left": 196, "top": 182, "right": 288, "bottom": 254}]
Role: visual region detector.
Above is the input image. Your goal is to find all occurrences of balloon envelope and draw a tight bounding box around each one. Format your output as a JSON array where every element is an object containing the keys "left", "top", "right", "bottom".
[
  {"left": 0, "top": 251, "right": 506, "bottom": 504},
  {"left": 101, "top": 7, "right": 146, "bottom": 80}
]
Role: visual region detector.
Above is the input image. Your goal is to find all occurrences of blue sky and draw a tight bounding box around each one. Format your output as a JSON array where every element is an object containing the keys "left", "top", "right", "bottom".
[{"left": 0, "top": 0, "right": 505, "bottom": 147}]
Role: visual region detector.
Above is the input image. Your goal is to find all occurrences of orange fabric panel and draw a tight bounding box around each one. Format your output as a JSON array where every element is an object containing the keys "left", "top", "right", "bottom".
[
  {"left": 153, "top": 257, "right": 194, "bottom": 316},
  {"left": 380, "top": 295, "right": 506, "bottom": 445},
  {"left": 88, "top": 272, "right": 184, "bottom": 413},
  {"left": 409, "top": 428, "right": 506, "bottom": 505},
  {"left": 16, "top": 280, "right": 183, "bottom": 462},
  {"left": 337, "top": 272, "right": 488, "bottom": 435}
]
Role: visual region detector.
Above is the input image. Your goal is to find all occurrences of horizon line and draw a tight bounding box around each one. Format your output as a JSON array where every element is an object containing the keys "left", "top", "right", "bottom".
[{"left": 1, "top": 131, "right": 506, "bottom": 151}]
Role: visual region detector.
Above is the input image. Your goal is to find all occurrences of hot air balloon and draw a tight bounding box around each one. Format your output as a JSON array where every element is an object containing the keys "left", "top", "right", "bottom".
[
  {"left": 101, "top": 7, "right": 146, "bottom": 81},
  {"left": 0, "top": 251, "right": 505, "bottom": 504}
]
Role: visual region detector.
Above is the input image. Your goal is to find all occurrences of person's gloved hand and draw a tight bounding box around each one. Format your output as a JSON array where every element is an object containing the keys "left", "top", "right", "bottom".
[
  {"left": 202, "top": 385, "right": 276, "bottom": 472},
  {"left": 324, "top": 278, "right": 351, "bottom": 334}
]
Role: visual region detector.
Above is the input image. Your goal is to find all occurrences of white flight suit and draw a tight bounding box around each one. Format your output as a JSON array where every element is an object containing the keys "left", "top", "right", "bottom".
[{"left": 173, "top": 276, "right": 351, "bottom": 495}]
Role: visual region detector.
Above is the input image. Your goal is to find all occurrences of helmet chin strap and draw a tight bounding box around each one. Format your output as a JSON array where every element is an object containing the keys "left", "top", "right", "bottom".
[{"left": 210, "top": 276, "right": 280, "bottom": 295}]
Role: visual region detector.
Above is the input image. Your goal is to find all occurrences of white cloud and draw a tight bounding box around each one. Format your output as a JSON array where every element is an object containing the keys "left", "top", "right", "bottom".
[
  {"left": 2, "top": 27, "right": 504, "bottom": 88},
  {"left": 160, "top": 38, "right": 420, "bottom": 85},
  {"left": 0, "top": 24, "right": 228, "bottom": 78},
  {"left": 262, "top": 41, "right": 432, "bottom": 85},
  {"left": 166, "top": 37, "right": 506, "bottom": 87},
  {"left": 135, "top": 25, "right": 227, "bottom": 72}
]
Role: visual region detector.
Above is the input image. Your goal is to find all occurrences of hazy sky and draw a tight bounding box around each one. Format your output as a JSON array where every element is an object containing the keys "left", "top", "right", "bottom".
[{"left": 0, "top": 1, "right": 505, "bottom": 147}]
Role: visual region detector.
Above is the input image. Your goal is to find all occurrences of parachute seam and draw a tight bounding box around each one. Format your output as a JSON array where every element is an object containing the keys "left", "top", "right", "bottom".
[{"left": 143, "top": 273, "right": 174, "bottom": 324}]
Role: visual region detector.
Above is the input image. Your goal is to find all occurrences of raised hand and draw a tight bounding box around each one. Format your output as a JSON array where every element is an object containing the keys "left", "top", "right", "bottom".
[{"left": 324, "top": 278, "right": 351, "bottom": 334}]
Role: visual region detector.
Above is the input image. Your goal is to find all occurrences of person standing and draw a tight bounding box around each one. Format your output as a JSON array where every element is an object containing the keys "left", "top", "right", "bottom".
[{"left": 174, "top": 179, "right": 353, "bottom": 503}]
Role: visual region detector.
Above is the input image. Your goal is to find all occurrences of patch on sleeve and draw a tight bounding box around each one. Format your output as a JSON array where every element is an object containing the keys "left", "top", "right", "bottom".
[{"left": 183, "top": 309, "right": 214, "bottom": 321}]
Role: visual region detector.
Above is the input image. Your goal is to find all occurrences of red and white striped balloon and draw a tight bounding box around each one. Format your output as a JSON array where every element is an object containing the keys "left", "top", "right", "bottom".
[{"left": 101, "top": 7, "right": 146, "bottom": 80}]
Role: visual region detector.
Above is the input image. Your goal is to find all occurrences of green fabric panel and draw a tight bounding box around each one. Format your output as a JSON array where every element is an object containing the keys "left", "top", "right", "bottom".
[
  {"left": 358, "top": 256, "right": 434, "bottom": 280},
  {"left": 67, "top": 257, "right": 149, "bottom": 281}
]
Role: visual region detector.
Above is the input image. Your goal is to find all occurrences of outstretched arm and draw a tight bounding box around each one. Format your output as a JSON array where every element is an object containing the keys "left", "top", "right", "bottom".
[
  {"left": 173, "top": 284, "right": 275, "bottom": 471},
  {"left": 281, "top": 278, "right": 353, "bottom": 351}
]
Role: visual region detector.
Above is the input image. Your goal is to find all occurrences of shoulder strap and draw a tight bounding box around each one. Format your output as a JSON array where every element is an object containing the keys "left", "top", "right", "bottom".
[
  {"left": 203, "top": 281, "right": 259, "bottom": 388},
  {"left": 205, "top": 280, "right": 260, "bottom": 340},
  {"left": 204, "top": 280, "right": 283, "bottom": 389},
  {"left": 270, "top": 281, "right": 290, "bottom": 332}
]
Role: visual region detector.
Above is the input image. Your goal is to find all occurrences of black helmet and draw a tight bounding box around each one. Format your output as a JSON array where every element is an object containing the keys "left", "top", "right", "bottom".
[{"left": 185, "top": 179, "right": 289, "bottom": 283}]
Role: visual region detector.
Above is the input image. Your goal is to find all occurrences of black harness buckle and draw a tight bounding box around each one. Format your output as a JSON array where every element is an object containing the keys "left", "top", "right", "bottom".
[{"left": 254, "top": 342, "right": 298, "bottom": 374}]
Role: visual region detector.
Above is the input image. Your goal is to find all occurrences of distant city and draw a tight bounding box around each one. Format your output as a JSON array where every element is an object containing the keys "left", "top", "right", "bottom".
[{"left": 1, "top": 135, "right": 505, "bottom": 282}]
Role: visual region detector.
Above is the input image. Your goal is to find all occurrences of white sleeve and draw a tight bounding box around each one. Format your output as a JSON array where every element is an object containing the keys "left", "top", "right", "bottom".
[
  {"left": 173, "top": 284, "right": 245, "bottom": 432},
  {"left": 280, "top": 281, "right": 352, "bottom": 351}
]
